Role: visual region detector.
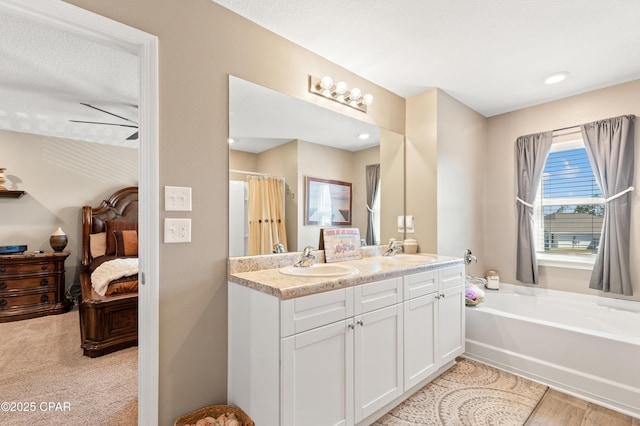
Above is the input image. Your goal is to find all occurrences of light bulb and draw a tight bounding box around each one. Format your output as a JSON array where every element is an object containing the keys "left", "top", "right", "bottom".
[
  {"left": 319, "top": 75, "right": 333, "bottom": 90},
  {"left": 362, "top": 93, "right": 374, "bottom": 106},
  {"left": 334, "top": 81, "right": 348, "bottom": 95},
  {"left": 228, "top": 138, "right": 234, "bottom": 144},
  {"left": 350, "top": 88, "right": 362, "bottom": 100}
]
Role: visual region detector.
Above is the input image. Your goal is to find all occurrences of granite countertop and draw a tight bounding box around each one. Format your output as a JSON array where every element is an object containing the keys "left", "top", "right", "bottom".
[{"left": 228, "top": 250, "right": 463, "bottom": 300}]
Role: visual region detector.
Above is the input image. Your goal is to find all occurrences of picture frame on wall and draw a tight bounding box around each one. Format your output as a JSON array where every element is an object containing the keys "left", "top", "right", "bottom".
[{"left": 305, "top": 176, "right": 352, "bottom": 226}]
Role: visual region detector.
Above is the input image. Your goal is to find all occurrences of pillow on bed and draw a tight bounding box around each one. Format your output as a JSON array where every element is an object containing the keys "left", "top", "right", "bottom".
[
  {"left": 115, "top": 230, "right": 138, "bottom": 257},
  {"left": 105, "top": 220, "right": 138, "bottom": 255},
  {"left": 90, "top": 232, "right": 107, "bottom": 258}
]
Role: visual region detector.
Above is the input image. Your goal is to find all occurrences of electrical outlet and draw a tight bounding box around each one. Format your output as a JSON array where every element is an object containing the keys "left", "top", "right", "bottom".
[
  {"left": 164, "top": 218, "right": 191, "bottom": 243},
  {"left": 165, "top": 186, "right": 192, "bottom": 211}
]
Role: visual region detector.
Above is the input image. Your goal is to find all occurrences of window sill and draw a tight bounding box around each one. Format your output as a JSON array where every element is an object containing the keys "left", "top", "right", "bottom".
[{"left": 537, "top": 253, "right": 595, "bottom": 270}]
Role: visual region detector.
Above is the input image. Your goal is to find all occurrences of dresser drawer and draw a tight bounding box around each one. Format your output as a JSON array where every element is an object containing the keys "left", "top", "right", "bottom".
[
  {"left": 0, "top": 261, "right": 58, "bottom": 274},
  {"left": 0, "top": 291, "right": 57, "bottom": 309},
  {"left": 0, "top": 276, "right": 58, "bottom": 291}
]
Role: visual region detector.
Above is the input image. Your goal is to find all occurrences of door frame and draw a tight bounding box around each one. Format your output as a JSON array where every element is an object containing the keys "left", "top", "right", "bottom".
[{"left": 0, "top": 1, "right": 160, "bottom": 424}]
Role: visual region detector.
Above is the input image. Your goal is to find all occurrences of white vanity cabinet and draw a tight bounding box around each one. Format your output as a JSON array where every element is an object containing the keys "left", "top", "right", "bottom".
[
  {"left": 402, "top": 264, "right": 465, "bottom": 391},
  {"left": 228, "top": 261, "right": 464, "bottom": 426},
  {"left": 280, "top": 276, "right": 403, "bottom": 426}
]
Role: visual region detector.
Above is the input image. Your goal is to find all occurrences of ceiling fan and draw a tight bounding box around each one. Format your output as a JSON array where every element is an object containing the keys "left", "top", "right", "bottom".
[{"left": 70, "top": 102, "right": 139, "bottom": 140}]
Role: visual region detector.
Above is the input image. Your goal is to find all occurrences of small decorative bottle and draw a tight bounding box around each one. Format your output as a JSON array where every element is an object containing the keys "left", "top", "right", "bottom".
[{"left": 50, "top": 227, "right": 68, "bottom": 252}]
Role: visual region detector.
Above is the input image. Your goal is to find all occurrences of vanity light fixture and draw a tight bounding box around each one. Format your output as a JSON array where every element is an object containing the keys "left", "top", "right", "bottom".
[{"left": 309, "top": 75, "right": 374, "bottom": 113}]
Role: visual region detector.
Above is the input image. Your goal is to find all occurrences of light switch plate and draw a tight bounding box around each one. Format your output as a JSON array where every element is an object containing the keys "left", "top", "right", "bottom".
[
  {"left": 165, "top": 186, "right": 192, "bottom": 211},
  {"left": 397, "top": 215, "right": 405, "bottom": 233},
  {"left": 164, "top": 218, "right": 191, "bottom": 243}
]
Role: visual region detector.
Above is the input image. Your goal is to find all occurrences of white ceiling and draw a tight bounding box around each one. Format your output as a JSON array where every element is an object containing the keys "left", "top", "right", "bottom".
[
  {"left": 3, "top": 1, "right": 640, "bottom": 150},
  {"left": 0, "top": 9, "right": 139, "bottom": 147},
  {"left": 212, "top": 0, "right": 640, "bottom": 117}
]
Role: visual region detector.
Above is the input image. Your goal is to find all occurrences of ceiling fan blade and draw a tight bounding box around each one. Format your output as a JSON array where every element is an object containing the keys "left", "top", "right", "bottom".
[
  {"left": 69, "top": 120, "right": 138, "bottom": 129},
  {"left": 80, "top": 102, "right": 138, "bottom": 124},
  {"left": 127, "top": 131, "right": 139, "bottom": 140}
]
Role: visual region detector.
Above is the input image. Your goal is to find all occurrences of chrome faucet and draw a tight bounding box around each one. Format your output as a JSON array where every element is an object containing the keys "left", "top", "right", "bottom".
[
  {"left": 294, "top": 246, "right": 315, "bottom": 267},
  {"left": 383, "top": 240, "right": 403, "bottom": 257},
  {"left": 273, "top": 243, "right": 285, "bottom": 254}
]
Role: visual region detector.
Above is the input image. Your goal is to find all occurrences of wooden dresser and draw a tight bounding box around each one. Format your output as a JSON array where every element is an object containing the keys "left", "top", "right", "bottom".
[{"left": 0, "top": 251, "right": 71, "bottom": 322}]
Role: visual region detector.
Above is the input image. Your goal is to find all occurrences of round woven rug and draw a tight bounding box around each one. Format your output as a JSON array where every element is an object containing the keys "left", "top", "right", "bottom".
[{"left": 374, "top": 358, "right": 547, "bottom": 426}]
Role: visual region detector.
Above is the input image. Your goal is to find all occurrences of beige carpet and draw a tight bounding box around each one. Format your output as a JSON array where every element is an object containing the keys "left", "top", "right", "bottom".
[
  {"left": 0, "top": 306, "right": 137, "bottom": 425},
  {"left": 374, "top": 358, "right": 548, "bottom": 426}
]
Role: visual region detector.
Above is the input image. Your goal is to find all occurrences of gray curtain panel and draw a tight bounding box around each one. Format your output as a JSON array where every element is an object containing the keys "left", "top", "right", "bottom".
[
  {"left": 515, "top": 132, "right": 553, "bottom": 284},
  {"left": 581, "top": 115, "right": 635, "bottom": 295},
  {"left": 365, "top": 164, "right": 380, "bottom": 245}
]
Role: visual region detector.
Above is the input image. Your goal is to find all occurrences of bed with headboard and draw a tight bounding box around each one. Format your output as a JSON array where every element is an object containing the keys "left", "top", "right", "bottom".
[{"left": 78, "top": 186, "right": 139, "bottom": 357}]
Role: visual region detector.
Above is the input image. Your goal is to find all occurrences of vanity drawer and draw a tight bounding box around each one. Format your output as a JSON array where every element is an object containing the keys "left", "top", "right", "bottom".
[
  {"left": 403, "top": 270, "right": 437, "bottom": 300},
  {"left": 281, "top": 287, "right": 354, "bottom": 337},
  {"left": 439, "top": 265, "right": 465, "bottom": 290},
  {"left": 353, "top": 277, "right": 402, "bottom": 314}
]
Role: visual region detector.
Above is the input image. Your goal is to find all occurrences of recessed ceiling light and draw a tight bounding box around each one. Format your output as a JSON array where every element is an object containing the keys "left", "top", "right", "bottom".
[
  {"left": 545, "top": 72, "right": 570, "bottom": 85},
  {"left": 358, "top": 133, "right": 370, "bottom": 140}
]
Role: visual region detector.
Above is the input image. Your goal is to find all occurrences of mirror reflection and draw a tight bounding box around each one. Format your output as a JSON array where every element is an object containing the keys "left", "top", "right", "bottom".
[{"left": 228, "top": 76, "right": 403, "bottom": 256}]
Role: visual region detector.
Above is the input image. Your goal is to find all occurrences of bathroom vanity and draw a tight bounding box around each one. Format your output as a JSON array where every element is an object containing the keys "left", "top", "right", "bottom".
[{"left": 227, "top": 251, "right": 465, "bottom": 426}]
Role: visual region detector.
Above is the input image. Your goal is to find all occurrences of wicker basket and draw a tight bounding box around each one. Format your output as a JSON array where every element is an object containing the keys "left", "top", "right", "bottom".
[
  {"left": 174, "top": 405, "right": 254, "bottom": 426},
  {"left": 465, "top": 296, "right": 484, "bottom": 306}
]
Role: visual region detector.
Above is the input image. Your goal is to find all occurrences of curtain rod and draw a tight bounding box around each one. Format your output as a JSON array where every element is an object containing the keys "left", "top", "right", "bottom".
[
  {"left": 552, "top": 124, "right": 581, "bottom": 133},
  {"left": 230, "top": 169, "right": 284, "bottom": 179}
]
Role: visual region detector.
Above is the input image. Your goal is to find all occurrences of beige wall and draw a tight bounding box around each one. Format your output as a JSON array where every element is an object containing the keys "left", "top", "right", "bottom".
[
  {"left": 62, "top": 0, "right": 406, "bottom": 423},
  {"left": 436, "top": 91, "right": 488, "bottom": 277},
  {"left": 228, "top": 150, "right": 258, "bottom": 181},
  {"left": 380, "top": 129, "right": 405, "bottom": 244},
  {"left": 0, "top": 130, "right": 137, "bottom": 289},
  {"left": 486, "top": 80, "right": 640, "bottom": 301},
  {"left": 405, "top": 89, "right": 439, "bottom": 254}
]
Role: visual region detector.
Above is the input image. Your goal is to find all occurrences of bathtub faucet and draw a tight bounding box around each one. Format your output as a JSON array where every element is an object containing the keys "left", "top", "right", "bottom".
[{"left": 464, "top": 249, "right": 477, "bottom": 265}]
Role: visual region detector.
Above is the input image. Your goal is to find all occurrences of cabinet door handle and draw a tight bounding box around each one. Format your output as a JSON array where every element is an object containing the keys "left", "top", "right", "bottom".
[
  {"left": 40, "top": 279, "right": 49, "bottom": 286},
  {"left": 347, "top": 323, "right": 355, "bottom": 330},
  {"left": 40, "top": 294, "right": 49, "bottom": 303},
  {"left": 41, "top": 266, "right": 48, "bottom": 271},
  {"left": 357, "top": 320, "right": 364, "bottom": 326},
  {"left": 0, "top": 299, "right": 6, "bottom": 307},
  {"left": 0, "top": 267, "right": 5, "bottom": 273},
  {"left": 0, "top": 282, "right": 6, "bottom": 290}
]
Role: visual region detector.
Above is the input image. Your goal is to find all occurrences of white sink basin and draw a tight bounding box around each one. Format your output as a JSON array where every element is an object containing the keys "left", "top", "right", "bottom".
[
  {"left": 378, "top": 254, "right": 437, "bottom": 262},
  {"left": 279, "top": 263, "right": 359, "bottom": 277}
]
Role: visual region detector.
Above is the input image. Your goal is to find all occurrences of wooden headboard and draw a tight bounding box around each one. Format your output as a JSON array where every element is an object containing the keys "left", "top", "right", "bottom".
[{"left": 81, "top": 187, "right": 138, "bottom": 270}]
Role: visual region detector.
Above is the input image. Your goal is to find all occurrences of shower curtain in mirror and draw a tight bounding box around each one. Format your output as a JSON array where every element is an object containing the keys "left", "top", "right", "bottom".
[
  {"left": 247, "top": 176, "right": 287, "bottom": 255},
  {"left": 515, "top": 131, "right": 553, "bottom": 284},
  {"left": 581, "top": 115, "right": 635, "bottom": 295},
  {"left": 365, "top": 164, "right": 381, "bottom": 246}
]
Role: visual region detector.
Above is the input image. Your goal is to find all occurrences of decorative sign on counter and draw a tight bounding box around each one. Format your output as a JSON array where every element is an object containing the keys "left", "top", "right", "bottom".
[{"left": 321, "top": 228, "right": 362, "bottom": 263}]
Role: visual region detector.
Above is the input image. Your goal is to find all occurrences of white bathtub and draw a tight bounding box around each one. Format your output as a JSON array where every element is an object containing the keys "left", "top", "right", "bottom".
[{"left": 464, "top": 283, "right": 640, "bottom": 418}]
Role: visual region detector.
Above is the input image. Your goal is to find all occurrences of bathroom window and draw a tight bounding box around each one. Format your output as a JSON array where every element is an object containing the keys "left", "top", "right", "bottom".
[{"left": 533, "top": 138, "right": 604, "bottom": 262}]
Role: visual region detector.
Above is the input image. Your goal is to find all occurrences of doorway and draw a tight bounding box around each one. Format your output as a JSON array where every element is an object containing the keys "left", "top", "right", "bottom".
[{"left": 0, "top": 0, "right": 159, "bottom": 423}]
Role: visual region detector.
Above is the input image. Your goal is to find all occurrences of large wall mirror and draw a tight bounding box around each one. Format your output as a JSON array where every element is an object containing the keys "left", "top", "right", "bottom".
[{"left": 228, "top": 76, "right": 404, "bottom": 256}]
